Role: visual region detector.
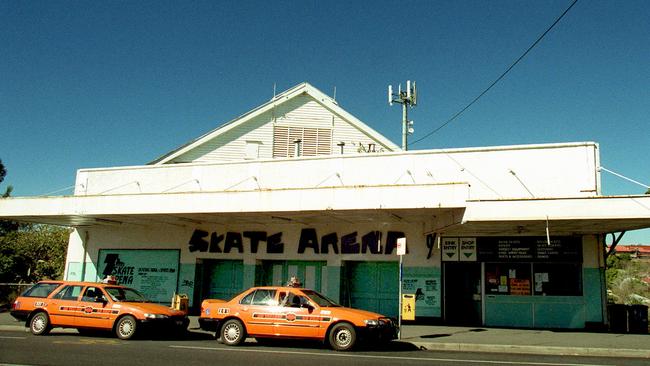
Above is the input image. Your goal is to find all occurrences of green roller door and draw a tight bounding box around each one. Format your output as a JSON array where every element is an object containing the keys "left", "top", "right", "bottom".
[
  {"left": 202, "top": 260, "right": 244, "bottom": 301},
  {"left": 345, "top": 262, "right": 398, "bottom": 317},
  {"left": 257, "top": 261, "right": 325, "bottom": 292}
]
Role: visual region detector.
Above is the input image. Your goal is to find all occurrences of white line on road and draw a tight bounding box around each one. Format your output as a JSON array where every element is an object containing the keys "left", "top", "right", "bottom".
[
  {"left": 0, "top": 336, "right": 26, "bottom": 339},
  {"left": 168, "top": 345, "right": 615, "bottom": 366}
]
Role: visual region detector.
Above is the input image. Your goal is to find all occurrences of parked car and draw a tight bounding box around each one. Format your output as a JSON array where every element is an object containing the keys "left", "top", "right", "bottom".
[
  {"left": 199, "top": 286, "right": 397, "bottom": 351},
  {"left": 11, "top": 281, "right": 189, "bottom": 340}
]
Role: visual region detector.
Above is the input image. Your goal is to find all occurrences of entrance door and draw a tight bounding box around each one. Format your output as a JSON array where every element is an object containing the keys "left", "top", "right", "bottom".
[
  {"left": 444, "top": 262, "right": 482, "bottom": 326},
  {"left": 258, "top": 261, "right": 325, "bottom": 292},
  {"left": 201, "top": 260, "right": 244, "bottom": 301},
  {"left": 344, "top": 262, "right": 398, "bottom": 317}
]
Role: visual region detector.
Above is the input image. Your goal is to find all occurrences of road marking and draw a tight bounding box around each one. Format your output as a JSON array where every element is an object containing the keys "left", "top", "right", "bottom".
[
  {"left": 168, "top": 345, "right": 615, "bottom": 366},
  {"left": 0, "top": 336, "right": 26, "bottom": 339},
  {"left": 53, "top": 339, "right": 120, "bottom": 346}
]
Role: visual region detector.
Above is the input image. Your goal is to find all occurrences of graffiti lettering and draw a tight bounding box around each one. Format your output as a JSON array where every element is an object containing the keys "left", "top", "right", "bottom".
[
  {"left": 189, "top": 229, "right": 284, "bottom": 254},
  {"left": 188, "top": 228, "right": 405, "bottom": 255}
]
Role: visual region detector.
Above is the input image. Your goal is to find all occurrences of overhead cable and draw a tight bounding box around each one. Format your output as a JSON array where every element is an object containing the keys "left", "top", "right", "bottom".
[{"left": 410, "top": 0, "right": 580, "bottom": 147}]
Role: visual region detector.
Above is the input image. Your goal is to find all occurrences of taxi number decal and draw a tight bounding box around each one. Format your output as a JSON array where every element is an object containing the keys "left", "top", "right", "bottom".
[
  {"left": 34, "top": 301, "right": 47, "bottom": 307},
  {"left": 218, "top": 308, "right": 230, "bottom": 314}
]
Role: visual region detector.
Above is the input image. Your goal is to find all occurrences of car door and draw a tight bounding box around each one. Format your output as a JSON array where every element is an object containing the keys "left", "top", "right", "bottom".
[
  {"left": 238, "top": 289, "right": 278, "bottom": 336},
  {"left": 75, "top": 286, "right": 113, "bottom": 329},
  {"left": 47, "top": 285, "right": 84, "bottom": 327},
  {"left": 276, "top": 290, "right": 319, "bottom": 338}
]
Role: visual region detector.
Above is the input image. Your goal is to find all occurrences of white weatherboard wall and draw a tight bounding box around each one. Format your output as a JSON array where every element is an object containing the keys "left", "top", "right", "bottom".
[
  {"left": 75, "top": 142, "right": 599, "bottom": 200},
  {"left": 167, "top": 95, "right": 393, "bottom": 163}
]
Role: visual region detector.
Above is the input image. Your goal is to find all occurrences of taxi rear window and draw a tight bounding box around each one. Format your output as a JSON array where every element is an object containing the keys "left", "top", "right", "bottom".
[{"left": 21, "top": 283, "right": 61, "bottom": 298}]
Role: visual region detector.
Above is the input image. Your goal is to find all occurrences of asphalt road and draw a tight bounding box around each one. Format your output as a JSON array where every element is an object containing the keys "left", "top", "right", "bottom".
[{"left": 0, "top": 330, "right": 648, "bottom": 366}]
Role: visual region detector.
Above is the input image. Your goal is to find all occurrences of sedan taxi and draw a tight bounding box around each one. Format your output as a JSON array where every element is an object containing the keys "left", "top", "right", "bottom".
[
  {"left": 199, "top": 286, "right": 397, "bottom": 351},
  {"left": 11, "top": 281, "right": 189, "bottom": 340}
]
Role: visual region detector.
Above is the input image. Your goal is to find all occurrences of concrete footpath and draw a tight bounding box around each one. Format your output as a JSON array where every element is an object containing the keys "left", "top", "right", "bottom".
[{"left": 1, "top": 311, "right": 648, "bottom": 359}]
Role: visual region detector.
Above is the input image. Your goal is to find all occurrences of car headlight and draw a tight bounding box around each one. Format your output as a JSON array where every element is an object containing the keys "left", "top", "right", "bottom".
[
  {"left": 144, "top": 313, "right": 169, "bottom": 319},
  {"left": 364, "top": 319, "right": 379, "bottom": 327}
]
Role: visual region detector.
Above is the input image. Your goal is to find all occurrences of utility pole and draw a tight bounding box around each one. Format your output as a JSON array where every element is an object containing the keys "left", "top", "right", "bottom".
[{"left": 388, "top": 81, "right": 418, "bottom": 151}]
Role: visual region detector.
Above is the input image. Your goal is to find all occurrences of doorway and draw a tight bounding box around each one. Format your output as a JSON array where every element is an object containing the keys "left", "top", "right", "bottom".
[
  {"left": 444, "top": 262, "right": 482, "bottom": 326},
  {"left": 257, "top": 260, "right": 325, "bottom": 292}
]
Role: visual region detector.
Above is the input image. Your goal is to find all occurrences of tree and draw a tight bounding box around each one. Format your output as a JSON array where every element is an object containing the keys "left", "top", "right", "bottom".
[
  {"left": 0, "top": 159, "right": 5, "bottom": 183},
  {"left": 0, "top": 159, "right": 21, "bottom": 234},
  {"left": 0, "top": 159, "right": 69, "bottom": 305},
  {"left": 0, "top": 225, "right": 68, "bottom": 283}
]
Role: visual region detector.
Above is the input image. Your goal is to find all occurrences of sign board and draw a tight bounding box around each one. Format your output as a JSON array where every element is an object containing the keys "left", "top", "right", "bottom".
[
  {"left": 97, "top": 249, "right": 179, "bottom": 304},
  {"left": 402, "top": 294, "right": 415, "bottom": 320},
  {"left": 396, "top": 237, "right": 407, "bottom": 256},
  {"left": 401, "top": 271, "right": 440, "bottom": 316},
  {"left": 459, "top": 238, "right": 477, "bottom": 261},
  {"left": 441, "top": 238, "right": 459, "bottom": 261},
  {"left": 476, "top": 236, "right": 582, "bottom": 262}
]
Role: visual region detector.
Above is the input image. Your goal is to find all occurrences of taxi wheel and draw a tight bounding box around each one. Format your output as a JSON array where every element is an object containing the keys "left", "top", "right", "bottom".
[
  {"left": 221, "top": 319, "right": 246, "bottom": 346},
  {"left": 29, "top": 312, "right": 51, "bottom": 336},
  {"left": 115, "top": 315, "right": 138, "bottom": 340},
  {"left": 328, "top": 322, "right": 356, "bottom": 351}
]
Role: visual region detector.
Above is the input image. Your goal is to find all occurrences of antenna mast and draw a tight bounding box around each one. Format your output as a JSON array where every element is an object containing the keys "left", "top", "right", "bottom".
[{"left": 388, "top": 81, "right": 417, "bottom": 151}]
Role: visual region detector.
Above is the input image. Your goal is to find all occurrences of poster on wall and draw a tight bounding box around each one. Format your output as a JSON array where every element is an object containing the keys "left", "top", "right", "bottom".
[
  {"left": 401, "top": 271, "right": 440, "bottom": 317},
  {"left": 97, "top": 249, "right": 180, "bottom": 304}
]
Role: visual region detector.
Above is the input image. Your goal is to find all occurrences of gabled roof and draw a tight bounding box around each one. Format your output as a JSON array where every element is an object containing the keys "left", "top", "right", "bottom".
[{"left": 149, "top": 82, "right": 400, "bottom": 165}]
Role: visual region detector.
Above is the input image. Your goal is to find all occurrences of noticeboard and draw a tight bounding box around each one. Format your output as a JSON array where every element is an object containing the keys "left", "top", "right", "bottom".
[
  {"left": 97, "top": 249, "right": 180, "bottom": 303},
  {"left": 476, "top": 236, "right": 582, "bottom": 263}
]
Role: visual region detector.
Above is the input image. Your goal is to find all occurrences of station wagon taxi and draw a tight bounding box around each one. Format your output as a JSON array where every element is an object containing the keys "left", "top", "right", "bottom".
[
  {"left": 199, "top": 285, "right": 397, "bottom": 351},
  {"left": 11, "top": 281, "right": 189, "bottom": 339}
]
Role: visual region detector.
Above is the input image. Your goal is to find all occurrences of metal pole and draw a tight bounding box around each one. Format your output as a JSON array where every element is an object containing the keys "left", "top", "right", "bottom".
[
  {"left": 398, "top": 254, "right": 403, "bottom": 339},
  {"left": 401, "top": 101, "right": 408, "bottom": 151}
]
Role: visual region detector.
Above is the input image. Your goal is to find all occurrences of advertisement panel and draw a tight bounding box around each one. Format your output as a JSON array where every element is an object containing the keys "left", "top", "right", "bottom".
[{"left": 97, "top": 249, "right": 180, "bottom": 304}]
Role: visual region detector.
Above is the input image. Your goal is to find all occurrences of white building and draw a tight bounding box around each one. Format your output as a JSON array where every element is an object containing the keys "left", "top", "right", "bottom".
[{"left": 2, "top": 82, "right": 649, "bottom": 328}]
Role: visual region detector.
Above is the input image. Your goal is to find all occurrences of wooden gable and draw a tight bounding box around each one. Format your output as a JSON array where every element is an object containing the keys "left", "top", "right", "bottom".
[{"left": 151, "top": 83, "right": 399, "bottom": 165}]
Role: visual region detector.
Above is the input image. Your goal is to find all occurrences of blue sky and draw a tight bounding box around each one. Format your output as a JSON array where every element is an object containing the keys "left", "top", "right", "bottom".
[{"left": 1, "top": 0, "right": 648, "bottom": 243}]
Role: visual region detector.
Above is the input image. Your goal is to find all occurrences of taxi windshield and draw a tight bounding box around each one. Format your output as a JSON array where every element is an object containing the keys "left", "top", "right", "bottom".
[
  {"left": 302, "top": 290, "right": 340, "bottom": 307},
  {"left": 105, "top": 287, "right": 149, "bottom": 302}
]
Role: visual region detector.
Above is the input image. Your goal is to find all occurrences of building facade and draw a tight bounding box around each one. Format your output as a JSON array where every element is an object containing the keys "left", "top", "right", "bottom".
[{"left": 2, "top": 83, "right": 649, "bottom": 329}]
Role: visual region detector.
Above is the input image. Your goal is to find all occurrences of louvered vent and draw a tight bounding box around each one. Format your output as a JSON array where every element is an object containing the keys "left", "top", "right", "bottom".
[{"left": 273, "top": 126, "right": 332, "bottom": 157}]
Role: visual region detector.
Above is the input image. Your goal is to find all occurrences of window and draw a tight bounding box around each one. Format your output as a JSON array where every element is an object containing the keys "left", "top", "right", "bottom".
[
  {"left": 280, "top": 292, "right": 308, "bottom": 308},
  {"left": 273, "top": 126, "right": 332, "bottom": 158},
  {"left": 21, "top": 283, "right": 61, "bottom": 298},
  {"left": 533, "top": 263, "right": 582, "bottom": 296},
  {"left": 239, "top": 290, "right": 255, "bottom": 305},
  {"left": 104, "top": 287, "right": 148, "bottom": 302},
  {"left": 251, "top": 289, "right": 277, "bottom": 306},
  {"left": 485, "top": 263, "right": 531, "bottom": 295},
  {"left": 245, "top": 141, "right": 261, "bottom": 160},
  {"left": 53, "top": 285, "right": 83, "bottom": 301},
  {"left": 485, "top": 262, "right": 582, "bottom": 296},
  {"left": 81, "top": 287, "right": 106, "bottom": 302}
]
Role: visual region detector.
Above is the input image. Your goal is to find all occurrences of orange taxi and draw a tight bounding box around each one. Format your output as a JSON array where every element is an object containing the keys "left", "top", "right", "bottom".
[
  {"left": 198, "top": 285, "right": 397, "bottom": 351},
  {"left": 11, "top": 281, "right": 189, "bottom": 340}
]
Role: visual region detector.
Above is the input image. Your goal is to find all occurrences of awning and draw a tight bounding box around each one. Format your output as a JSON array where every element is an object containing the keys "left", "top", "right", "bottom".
[
  {"left": 2, "top": 189, "right": 649, "bottom": 237},
  {"left": 0, "top": 183, "right": 466, "bottom": 227},
  {"left": 442, "top": 195, "right": 650, "bottom": 236}
]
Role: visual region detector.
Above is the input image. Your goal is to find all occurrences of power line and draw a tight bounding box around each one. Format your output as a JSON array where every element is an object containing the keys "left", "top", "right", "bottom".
[{"left": 410, "top": 0, "right": 580, "bottom": 147}]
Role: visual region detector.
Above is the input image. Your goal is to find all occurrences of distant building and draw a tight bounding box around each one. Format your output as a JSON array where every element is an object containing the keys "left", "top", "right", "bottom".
[
  {"left": 609, "top": 245, "right": 650, "bottom": 260},
  {"left": 2, "top": 82, "right": 650, "bottom": 329}
]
